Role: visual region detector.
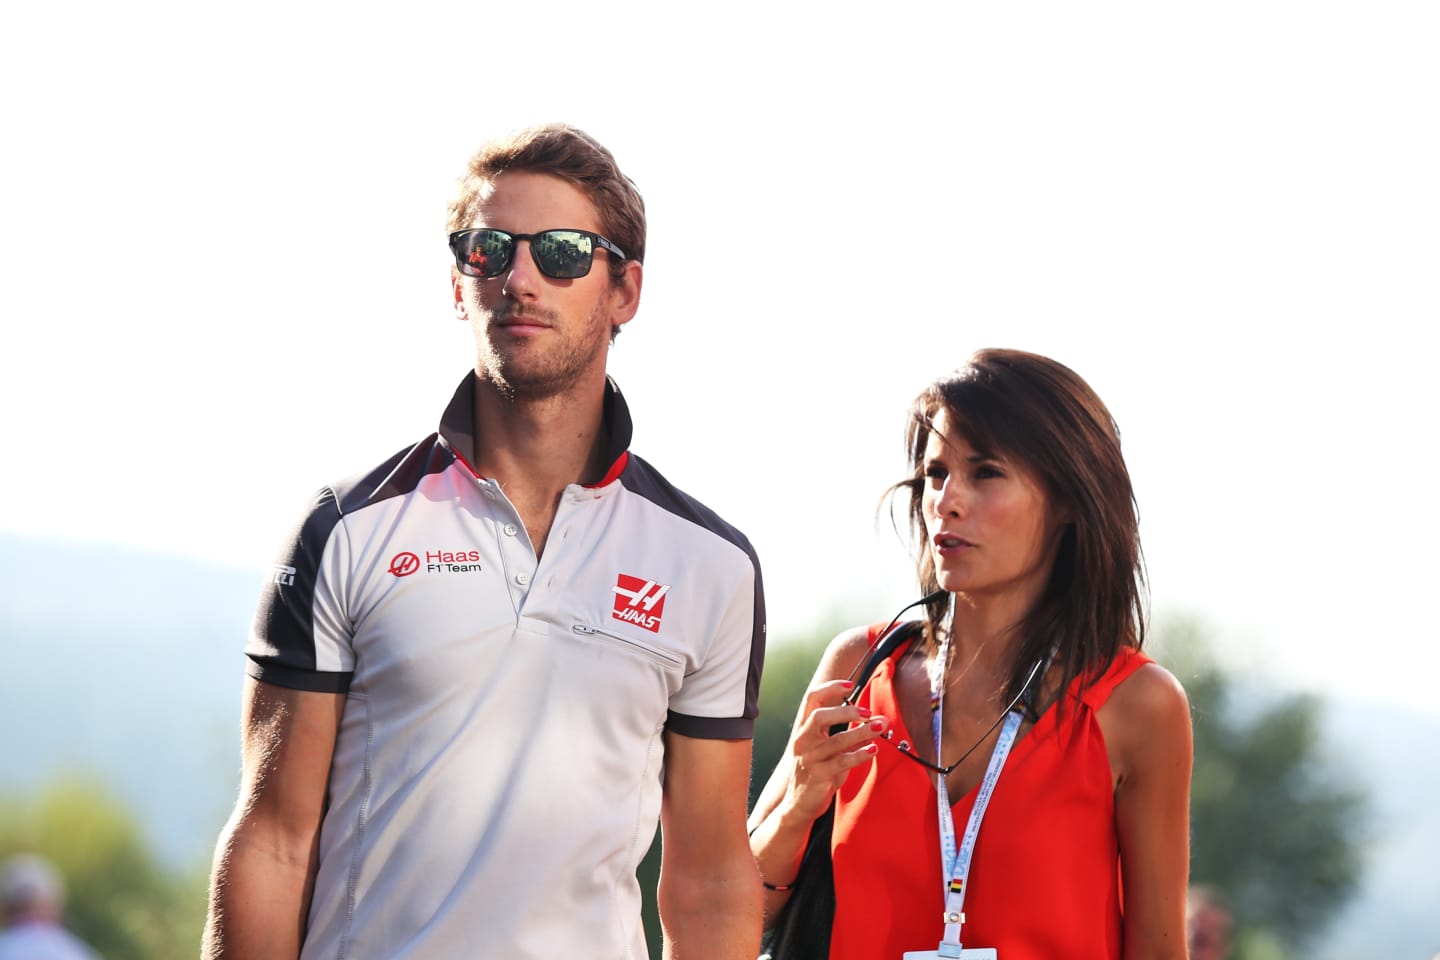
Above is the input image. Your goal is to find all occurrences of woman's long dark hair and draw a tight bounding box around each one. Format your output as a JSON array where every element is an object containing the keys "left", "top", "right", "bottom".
[{"left": 888, "top": 348, "right": 1147, "bottom": 716}]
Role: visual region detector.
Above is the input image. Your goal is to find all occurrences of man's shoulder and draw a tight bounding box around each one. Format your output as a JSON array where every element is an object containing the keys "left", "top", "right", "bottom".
[
  {"left": 618, "top": 452, "right": 756, "bottom": 560},
  {"left": 318, "top": 432, "right": 455, "bottom": 518},
  {"left": 314, "top": 372, "right": 473, "bottom": 518},
  {"left": 272, "top": 431, "right": 454, "bottom": 548}
]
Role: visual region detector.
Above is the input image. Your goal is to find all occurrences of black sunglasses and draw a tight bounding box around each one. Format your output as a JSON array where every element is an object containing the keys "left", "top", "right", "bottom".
[
  {"left": 841, "top": 590, "right": 1046, "bottom": 778},
  {"left": 448, "top": 228, "right": 627, "bottom": 280},
  {"left": 841, "top": 590, "right": 947, "bottom": 706}
]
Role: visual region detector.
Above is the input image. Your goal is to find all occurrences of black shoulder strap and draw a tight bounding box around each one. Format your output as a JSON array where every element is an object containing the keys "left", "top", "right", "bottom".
[{"left": 851, "top": 620, "right": 925, "bottom": 698}]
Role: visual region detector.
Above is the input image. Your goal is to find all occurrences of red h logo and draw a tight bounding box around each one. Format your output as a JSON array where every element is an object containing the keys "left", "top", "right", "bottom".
[{"left": 611, "top": 574, "right": 670, "bottom": 633}]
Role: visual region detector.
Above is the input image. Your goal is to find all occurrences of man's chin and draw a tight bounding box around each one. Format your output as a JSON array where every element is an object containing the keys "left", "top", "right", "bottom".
[{"left": 479, "top": 363, "right": 574, "bottom": 402}]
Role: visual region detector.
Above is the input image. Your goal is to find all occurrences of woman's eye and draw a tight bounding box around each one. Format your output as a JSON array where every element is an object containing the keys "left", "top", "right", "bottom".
[
  {"left": 924, "top": 463, "right": 948, "bottom": 484},
  {"left": 975, "top": 464, "right": 1004, "bottom": 480}
]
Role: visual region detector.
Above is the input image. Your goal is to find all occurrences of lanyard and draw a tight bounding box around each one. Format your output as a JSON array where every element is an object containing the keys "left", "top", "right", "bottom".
[{"left": 930, "top": 635, "right": 1024, "bottom": 956}]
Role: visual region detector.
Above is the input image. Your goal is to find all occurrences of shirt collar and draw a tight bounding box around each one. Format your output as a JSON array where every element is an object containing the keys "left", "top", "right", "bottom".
[{"left": 438, "top": 371, "right": 633, "bottom": 485}]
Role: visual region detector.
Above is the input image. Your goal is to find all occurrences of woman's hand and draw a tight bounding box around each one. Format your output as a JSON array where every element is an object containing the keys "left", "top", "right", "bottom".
[
  {"left": 779, "top": 679, "right": 889, "bottom": 826},
  {"left": 747, "top": 625, "right": 889, "bottom": 923}
]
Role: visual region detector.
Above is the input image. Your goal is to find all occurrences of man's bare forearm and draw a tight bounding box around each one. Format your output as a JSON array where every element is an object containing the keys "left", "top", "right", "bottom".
[
  {"left": 659, "top": 857, "right": 763, "bottom": 960},
  {"left": 202, "top": 821, "right": 318, "bottom": 960}
]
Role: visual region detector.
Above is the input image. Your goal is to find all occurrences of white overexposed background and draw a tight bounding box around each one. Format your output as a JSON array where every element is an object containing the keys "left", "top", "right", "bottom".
[
  {"left": 4, "top": 0, "right": 1434, "bottom": 712},
  {"left": 3, "top": 3, "right": 1438, "bottom": 957}
]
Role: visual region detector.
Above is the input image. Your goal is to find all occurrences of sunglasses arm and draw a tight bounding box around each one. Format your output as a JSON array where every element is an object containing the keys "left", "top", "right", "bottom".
[{"left": 839, "top": 588, "right": 947, "bottom": 708}]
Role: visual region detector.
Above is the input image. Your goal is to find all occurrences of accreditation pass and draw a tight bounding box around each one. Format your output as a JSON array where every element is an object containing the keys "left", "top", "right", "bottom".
[{"left": 902, "top": 951, "right": 997, "bottom": 959}]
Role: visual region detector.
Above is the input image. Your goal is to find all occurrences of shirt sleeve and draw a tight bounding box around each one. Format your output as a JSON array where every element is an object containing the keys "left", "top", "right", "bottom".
[
  {"left": 244, "top": 486, "right": 355, "bottom": 694},
  {"left": 665, "top": 548, "right": 766, "bottom": 739}
]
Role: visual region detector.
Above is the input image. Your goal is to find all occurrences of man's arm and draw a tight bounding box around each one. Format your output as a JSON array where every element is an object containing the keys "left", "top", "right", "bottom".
[
  {"left": 657, "top": 732, "right": 762, "bottom": 960},
  {"left": 201, "top": 677, "right": 344, "bottom": 960}
]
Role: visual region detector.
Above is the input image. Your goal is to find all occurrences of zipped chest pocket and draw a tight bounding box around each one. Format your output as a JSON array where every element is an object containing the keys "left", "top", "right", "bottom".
[{"left": 573, "top": 623, "right": 684, "bottom": 670}]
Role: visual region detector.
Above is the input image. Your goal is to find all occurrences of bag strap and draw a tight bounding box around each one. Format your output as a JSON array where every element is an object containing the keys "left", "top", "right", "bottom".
[{"left": 853, "top": 620, "right": 924, "bottom": 694}]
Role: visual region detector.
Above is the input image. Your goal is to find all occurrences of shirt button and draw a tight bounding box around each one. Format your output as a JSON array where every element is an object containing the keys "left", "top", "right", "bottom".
[
  {"left": 515, "top": 573, "right": 530, "bottom": 585},
  {"left": 503, "top": 522, "right": 519, "bottom": 537}
]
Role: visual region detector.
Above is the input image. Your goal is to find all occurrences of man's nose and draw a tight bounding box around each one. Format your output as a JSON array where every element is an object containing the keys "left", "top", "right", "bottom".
[{"left": 502, "top": 240, "right": 541, "bottom": 297}]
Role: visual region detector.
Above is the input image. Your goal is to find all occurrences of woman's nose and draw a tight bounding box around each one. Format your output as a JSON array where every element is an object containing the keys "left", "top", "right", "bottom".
[{"left": 934, "top": 477, "right": 966, "bottom": 518}]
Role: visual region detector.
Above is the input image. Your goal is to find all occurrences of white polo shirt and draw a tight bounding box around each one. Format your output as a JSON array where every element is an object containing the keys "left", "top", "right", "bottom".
[{"left": 245, "top": 373, "right": 766, "bottom": 960}]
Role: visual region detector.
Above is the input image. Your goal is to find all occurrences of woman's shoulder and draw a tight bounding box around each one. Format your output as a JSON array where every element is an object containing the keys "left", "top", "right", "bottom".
[
  {"left": 812, "top": 624, "right": 879, "bottom": 684},
  {"left": 1075, "top": 646, "right": 1157, "bottom": 706},
  {"left": 1108, "top": 658, "right": 1189, "bottom": 721},
  {"left": 813, "top": 620, "right": 923, "bottom": 685},
  {"left": 1096, "top": 657, "right": 1192, "bottom": 780}
]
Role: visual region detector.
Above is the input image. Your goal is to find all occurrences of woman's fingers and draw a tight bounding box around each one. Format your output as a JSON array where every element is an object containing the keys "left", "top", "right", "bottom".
[
  {"left": 799, "top": 678, "right": 857, "bottom": 715},
  {"left": 779, "top": 677, "right": 893, "bottom": 821},
  {"left": 792, "top": 687, "right": 889, "bottom": 777},
  {"left": 799, "top": 680, "right": 872, "bottom": 735},
  {"left": 799, "top": 714, "right": 888, "bottom": 766}
]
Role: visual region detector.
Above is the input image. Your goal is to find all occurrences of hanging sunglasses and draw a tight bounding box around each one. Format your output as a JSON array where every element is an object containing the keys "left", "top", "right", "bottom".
[
  {"left": 881, "top": 654, "right": 1046, "bottom": 777},
  {"left": 839, "top": 589, "right": 1049, "bottom": 777},
  {"left": 448, "top": 228, "right": 627, "bottom": 280},
  {"left": 840, "top": 589, "right": 948, "bottom": 707}
]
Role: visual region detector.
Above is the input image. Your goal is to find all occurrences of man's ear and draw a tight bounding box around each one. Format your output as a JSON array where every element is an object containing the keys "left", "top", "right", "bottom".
[
  {"left": 609, "top": 259, "right": 643, "bottom": 333},
  {"left": 452, "top": 270, "right": 468, "bottom": 322}
]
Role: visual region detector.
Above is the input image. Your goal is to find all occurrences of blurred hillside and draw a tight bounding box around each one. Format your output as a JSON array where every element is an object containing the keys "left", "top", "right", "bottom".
[
  {"left": 1, "top": 535, "right": 1436, "bottom": 957},
  {"left": 0, "top": 536, "right": 250, "bottom": 867}
]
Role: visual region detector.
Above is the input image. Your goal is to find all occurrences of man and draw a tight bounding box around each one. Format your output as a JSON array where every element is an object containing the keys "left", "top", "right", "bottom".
[
  {"left": 0, "top": 854, "right": 100, "bottom": 960},
  {"left": 202, "top": 124, "right": 766, "bottom": 959}
]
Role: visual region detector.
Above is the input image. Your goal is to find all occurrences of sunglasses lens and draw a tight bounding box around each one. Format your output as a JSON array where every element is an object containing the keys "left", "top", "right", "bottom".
[
  {"left": 455, "top": 230, "right": 513, "bottom": 278},
  {"left": 532, "top": 230, "right": 594, "bottom": 279}
]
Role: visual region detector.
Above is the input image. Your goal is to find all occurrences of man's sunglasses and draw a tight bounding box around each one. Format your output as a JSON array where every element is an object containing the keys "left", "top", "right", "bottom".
[{"left": 448, "top": 228, "right": 627, "bottom": 280}]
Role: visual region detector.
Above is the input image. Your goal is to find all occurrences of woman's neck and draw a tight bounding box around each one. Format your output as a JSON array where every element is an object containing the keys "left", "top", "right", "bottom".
[{"left": 940, "top": 590, "right": 1032, "bottom": 685}]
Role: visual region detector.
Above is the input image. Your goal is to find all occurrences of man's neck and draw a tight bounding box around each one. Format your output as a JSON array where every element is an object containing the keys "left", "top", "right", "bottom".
[{"left": 468, "top": 372, "right": 612, "bottom": 556}]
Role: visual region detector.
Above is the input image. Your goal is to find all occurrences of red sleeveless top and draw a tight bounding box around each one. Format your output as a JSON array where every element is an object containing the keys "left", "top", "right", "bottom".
[{"left": 830, "top": 628, "right": 1150, "bottom": 959}]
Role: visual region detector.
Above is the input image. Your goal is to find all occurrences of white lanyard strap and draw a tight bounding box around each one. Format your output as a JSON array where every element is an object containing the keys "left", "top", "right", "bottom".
[{"left": 931, "top": 634, "right": 1023, "bottom": 955}]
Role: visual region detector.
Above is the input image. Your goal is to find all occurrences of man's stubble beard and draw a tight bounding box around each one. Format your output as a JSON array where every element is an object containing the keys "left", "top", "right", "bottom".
[{"left": 473, "top": 299, "right": 611, "bottom": 402}]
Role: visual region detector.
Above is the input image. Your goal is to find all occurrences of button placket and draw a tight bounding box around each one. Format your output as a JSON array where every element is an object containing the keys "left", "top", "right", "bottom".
[{"left": 479, "top": 480, "right": 538, "bottom": 605}]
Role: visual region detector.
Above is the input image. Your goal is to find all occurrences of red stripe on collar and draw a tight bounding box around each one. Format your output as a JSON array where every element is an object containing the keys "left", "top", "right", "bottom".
[{"left": 586, "top": 450, "right": 629, "bottom": 489}]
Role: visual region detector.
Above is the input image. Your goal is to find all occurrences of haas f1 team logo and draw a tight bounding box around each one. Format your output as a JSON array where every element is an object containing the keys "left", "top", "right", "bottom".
[
  {"left": 389, "top": 552, "right": 421, "bottom": 577},
  {"left": 612, "top": 574, "right": 670, "bottom": 633}
]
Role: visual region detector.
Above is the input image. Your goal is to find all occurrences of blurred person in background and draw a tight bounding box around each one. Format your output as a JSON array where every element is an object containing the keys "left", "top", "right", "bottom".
[
  {"left": 0, "top": 853, "right": 100, "bottom": 960},
  {"left": 1186, "top": 885, "right": 1233, "bottom": 960}
]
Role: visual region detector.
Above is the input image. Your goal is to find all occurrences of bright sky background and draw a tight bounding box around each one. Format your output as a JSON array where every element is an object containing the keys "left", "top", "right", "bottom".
[{"left": 3, "top": 1, "right": 1436, "bottom": 716}]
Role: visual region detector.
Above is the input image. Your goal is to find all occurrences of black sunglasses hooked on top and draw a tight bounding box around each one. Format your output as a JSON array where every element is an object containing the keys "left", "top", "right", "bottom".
[
  {"left": 449, "top": 228, "right": 627, "bottom": 280},
  {"left": 840, "top": 589, "right": 1049, "bottom": 778}
]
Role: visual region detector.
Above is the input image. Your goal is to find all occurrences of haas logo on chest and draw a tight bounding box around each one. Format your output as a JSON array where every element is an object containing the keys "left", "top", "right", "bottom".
[{"left": 612, "top": 574, "right": 670, "bottom": 633}]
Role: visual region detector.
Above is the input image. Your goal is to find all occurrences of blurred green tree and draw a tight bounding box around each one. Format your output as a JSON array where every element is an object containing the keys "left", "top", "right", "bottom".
[
  {"left": 748, "top": 628, "right": 836, "bottom": 810},
  {"left": 1158, "top": 618, "right": 1368, "bottom": 959},
  {"left": 0, "top": 776, "right": 206, "bottom": 960}
]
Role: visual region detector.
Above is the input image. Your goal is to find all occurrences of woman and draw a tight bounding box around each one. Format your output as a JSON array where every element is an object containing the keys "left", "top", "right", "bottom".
[{"left": 749, "top": 349, "right": 1192, "bottom": 959}]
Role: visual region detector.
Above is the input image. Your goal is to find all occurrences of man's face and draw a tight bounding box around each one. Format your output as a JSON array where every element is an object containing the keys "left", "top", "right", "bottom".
[{"left": 452, "top": 170, "right": 640, "bottom": 398}]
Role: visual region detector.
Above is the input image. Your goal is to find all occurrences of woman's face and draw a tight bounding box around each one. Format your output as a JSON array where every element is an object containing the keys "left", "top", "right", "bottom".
[{"left": 921, "top": 408, "right": 1066, "bottom": 605}]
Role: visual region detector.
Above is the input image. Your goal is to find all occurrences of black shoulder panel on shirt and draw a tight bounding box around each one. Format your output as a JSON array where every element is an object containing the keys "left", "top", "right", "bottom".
[
  {"left": 248, "top": 435, "right": 458, "bottom": 685},
  {"left": 249, "top": 484, "right": 345, "bottom": 677},
  {"left": 331, "top": 432, "right": 457, "bottom": 515}
]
